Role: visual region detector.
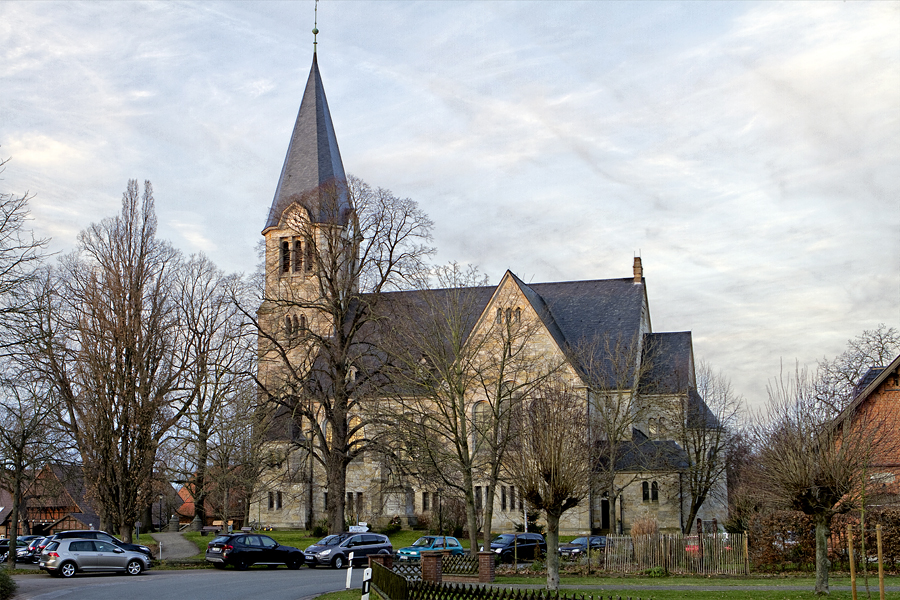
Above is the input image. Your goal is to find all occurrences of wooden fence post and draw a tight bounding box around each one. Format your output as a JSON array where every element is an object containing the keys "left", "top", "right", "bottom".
[
  {"left": 848, "top": 523, "right": 857, "bottom": 600},
  {"left": 743, "top": 531, "right": 750, "bottom": 576},
  {"left": 877, "top": 524, "right": 885, "bottom": 600}
]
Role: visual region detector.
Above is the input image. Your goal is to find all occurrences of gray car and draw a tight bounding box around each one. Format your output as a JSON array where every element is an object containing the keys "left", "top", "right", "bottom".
[{"left": 40, "top": 538, "right": 151, "bottom": 578}]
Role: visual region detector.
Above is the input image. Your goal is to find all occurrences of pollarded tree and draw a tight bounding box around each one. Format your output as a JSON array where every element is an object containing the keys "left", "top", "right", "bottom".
[
  {"left": 753, "top": 364, "right": 885, "bottom": 596},
  {"left": 505, "top": 378, "right": 592, "bottom": 591},
  {"left": 247, "top": 177, "right": 434, "bottom": 534},
  {"left": 26, "top": 180, "right": 188, "bottom": 541}
]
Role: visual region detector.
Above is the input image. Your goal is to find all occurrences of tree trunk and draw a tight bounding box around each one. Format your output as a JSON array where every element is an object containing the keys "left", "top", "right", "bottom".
[
  {"left": 545, "top": 512, "right": 561, "bottom": 591},
  {"left": 326, "top": 453, "right": 347, "bottom": 534},
  {"left": 815, "top": 514, "right": 831, "bottom": 595},
  {"left": 483, "top": 479, "right": 497, "bottom": 554},
  {"left": 464, "top": 481, "right": 479, "bottom": 555},
  {"left": 196, "top": 430, "right": 209, "bottom": 526},
  {"left": 7, "top": 473, "right": 22, "bottom": 565}
]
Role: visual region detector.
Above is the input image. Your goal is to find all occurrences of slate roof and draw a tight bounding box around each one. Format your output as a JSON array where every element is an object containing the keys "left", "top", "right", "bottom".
[
  {"left": 601, "top": 429, "right": 689, "bottom": 472},
  {"left": 264, "top": 53, "right": 349, "bottom": 231}
]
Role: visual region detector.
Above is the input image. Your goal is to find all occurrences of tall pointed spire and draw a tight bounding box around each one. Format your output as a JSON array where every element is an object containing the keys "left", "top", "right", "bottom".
[{"left": 264, "top": 51, "right": 348, "bottom": 231}]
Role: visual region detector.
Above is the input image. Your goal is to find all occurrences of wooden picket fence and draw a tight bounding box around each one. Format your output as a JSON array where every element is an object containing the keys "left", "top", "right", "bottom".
[
  {"left": 603, "top": 533, "right": 748, "bottom": 575},
  {"left": 408, "top": 581, "right": 653, "bottom": 600}
]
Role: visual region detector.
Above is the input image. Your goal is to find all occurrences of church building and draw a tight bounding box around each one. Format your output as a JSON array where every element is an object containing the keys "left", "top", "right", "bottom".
[{"left": 250, "top": 49, "right": 727, "bottom": 537}]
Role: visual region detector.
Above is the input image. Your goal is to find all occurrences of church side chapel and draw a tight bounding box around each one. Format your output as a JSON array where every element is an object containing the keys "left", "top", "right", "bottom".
[{"left": 251, "top": 44, "right": 726, "bottom": 537}]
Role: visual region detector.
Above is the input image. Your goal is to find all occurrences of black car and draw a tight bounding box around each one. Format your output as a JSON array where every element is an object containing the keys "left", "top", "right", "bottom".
[
  {"left": 44, "top": 530, "right": 154, "bottom": 560},
  {"left": 487, "top": 533, "right": 546, "bottom": 562},
  {"left": 205, "top": 533, "right": 304, "bottom": 570},
  {"left": 17, "top": 536, "right": 48, "bottom": 563},
  {"left": 558, "top": 535, "right": 606, "bottom": 558},
  {"left": 304, "top": 532, "right": 393, "bottom": 569},
  {"left": 0, "top": 539, "right": 9, "bottom": 563}
]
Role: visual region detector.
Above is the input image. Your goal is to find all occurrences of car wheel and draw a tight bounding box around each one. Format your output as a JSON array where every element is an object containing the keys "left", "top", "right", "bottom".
[
  {"left": 126, "top": 559, "right": 143, "bottom": 576},
  {"left": 286, "top": 557, "right": 302, "bottom": 570},
  {"left": 332, "top": 555, "right": 344, "bottom": 569},
  {"left": 212, "top": 562, "right": 226, "bottom": 569},
  {"left": 233, "top": 558, "right": 250, "bottom": 571},
  {"left": 59, "top": 562, "right": 77, "bottom": 578}
]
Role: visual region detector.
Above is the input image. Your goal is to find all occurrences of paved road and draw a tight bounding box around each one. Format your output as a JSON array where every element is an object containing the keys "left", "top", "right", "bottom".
[
  {"left": 150, "top": 532, "right": 200, "bottom": 559},
  {"left": 12, "top": 565, "right": 366, "bottom": 600}
]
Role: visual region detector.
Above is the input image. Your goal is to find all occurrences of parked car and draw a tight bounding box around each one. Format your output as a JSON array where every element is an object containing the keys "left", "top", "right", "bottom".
[
  {"left": 304, "top": 532, "right": 393, "bottom": 568},
  {"left": 43, "top": 530, "right": 153, "bottom": 560},
  {"left": 205, "top": 533, "right": 304, "bottom": 570},
  {"left": 40, "top": 538, "right": 151, "bottom": 577},
  {"left": 486, "top": 533, "right": 546, "bottom": 562},
  {"left": 558, "top": 535, "right": 606, "bottom": 558},
  {"left": 0, "top": 539, "right": 9, "bottom": 563},
  {"left": 396, "top": 536, "right": 465, "bottom": 561},
  {"left": 17, "top": 537, "right": 48, "bottom": 563}
]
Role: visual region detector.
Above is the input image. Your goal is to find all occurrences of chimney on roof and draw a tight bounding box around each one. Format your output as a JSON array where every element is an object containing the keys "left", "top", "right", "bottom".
[{"left": 633, "top": 256, "right": 643, "bottom": 284}]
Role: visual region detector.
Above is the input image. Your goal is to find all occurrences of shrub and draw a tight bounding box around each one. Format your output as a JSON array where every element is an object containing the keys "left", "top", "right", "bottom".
[
  {"left": 0, "top": 566, "right": 17, "bottom": 600},
  {"left": 312, "top": 519, "right": 329, "bottom": 538},
  {"left": 631, "top": 513, "right": 659, "bottom": 536},
  {"left": 643, "top": 566, "right": 667, "bottom": 577}
]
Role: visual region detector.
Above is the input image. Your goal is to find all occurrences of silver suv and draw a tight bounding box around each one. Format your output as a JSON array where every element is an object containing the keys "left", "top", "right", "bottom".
[{"left": 40, "top": 538, "right": 151, "bottom": 578}]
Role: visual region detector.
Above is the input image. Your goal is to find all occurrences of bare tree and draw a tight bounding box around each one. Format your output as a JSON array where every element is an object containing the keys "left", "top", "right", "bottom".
[
  {"left": 505, "top": 379, "right": 592, "bottom": 591},
  {"left": 674, "top": 360, "right": 742, "bottom": 533},
  {"left": 249, "top": 177, "right": 434, "bottom": 533},
  {"left": 817, "top": 324, "right": 900, "bottom": 411},
  {"left": 25, "top": 180, "right": 187, "bottom": 541},
  {"left": 0, "top": 371, "right": 70, "bottom": 564},
  {"left": 166, "top": 254, "right": 253, "bottom": 529},
  {"left": 753, "top": 364, "right": 885, "bottom": 596},
  {"left": 575, "top": 333, "right": 656, "bottom": 534},
  {"left": 0, "top": 153, "right": 48, "bottom": 352},
  {"left": 383, "top": 263, "right": 560, "bottom": 552}
]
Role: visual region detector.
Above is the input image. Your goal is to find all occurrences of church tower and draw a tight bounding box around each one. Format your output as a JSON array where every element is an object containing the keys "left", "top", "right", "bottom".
[{"left": 260, "top": 52, "right": 352, "bottom": 343}]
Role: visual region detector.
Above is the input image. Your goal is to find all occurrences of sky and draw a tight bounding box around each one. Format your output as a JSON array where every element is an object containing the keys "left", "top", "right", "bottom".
[{"left": 1, "top": 1, "right": 898, "bottom": 410}]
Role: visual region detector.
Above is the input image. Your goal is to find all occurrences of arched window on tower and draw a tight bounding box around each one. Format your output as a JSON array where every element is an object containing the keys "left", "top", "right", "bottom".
[
  {"left": 642, "top": 481, "right": 650, "bottom": 502},
  {"left": 293, "top": 240, "right": 303, "bottom": 273},
  {"left": 651, "top": 481, "right": 659, "bottom": 502},
  {"left": 299, "top": 314, "right": 307, "bottom": 331},
  {"left": 285, "top": 315, "right": 293, "bottom": 336},
  {"left": 305, "top": 240, "right": 315, "bottom": 274},
  {"left": 280, "top": 240, "right": 290, "bottom": 274},
  {"left": 292, "top": 315, "right": 300, "bottom": 335},
  {"left": 514, "top": 307, "right": 521, "bottom": 322},
  {"left": 495, "top": 308, "right": 502, "bottom": 324}
]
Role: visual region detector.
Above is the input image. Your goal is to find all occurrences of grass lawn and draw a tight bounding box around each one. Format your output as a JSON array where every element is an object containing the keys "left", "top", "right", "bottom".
[{"left": 315, "top": 588, "right": 900, "bottom": 600}]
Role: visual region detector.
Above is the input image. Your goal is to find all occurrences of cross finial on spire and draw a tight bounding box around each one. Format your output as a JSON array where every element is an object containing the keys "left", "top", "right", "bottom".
[{"left": 313, "top": 0, "right": 319, "bottom": 54}]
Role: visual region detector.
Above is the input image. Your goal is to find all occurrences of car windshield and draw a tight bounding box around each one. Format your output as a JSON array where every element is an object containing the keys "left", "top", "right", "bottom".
[
  {"left": 570, "top": 537, "right": 587, "bottom": 545},
  {"left": 317, "top": 534, "right": 351, "bottom": 546},
  {"left": 492, "top": 534, "right": 515, "bottom": 544},
  {"left": 412, "top": 537, "right": 435, "bottom": 547}
]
